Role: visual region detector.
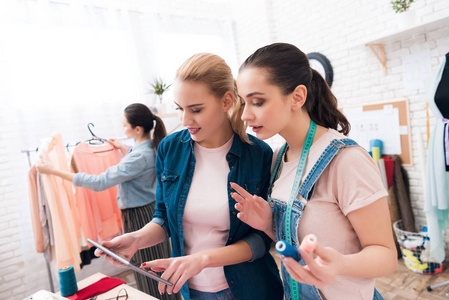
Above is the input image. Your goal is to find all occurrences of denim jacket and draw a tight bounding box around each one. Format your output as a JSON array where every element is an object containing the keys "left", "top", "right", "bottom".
[
  {"left": 73, "top": 140, "right": 156, "bottom": 209},
  {"left": 151, "top": 129, "right": 283, "bottom": 300}
]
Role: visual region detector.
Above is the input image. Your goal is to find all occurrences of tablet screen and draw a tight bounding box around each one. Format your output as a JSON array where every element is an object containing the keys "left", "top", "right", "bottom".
[{"left": 87, "top": 238, "right": 173, "bottom": 286}]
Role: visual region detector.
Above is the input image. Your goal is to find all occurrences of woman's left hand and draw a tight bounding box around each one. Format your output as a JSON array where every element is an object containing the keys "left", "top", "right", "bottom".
[
  {"left": 141, "top": 254, "right": 207, "bottom": 295},
  {"left": 35, "top": 159, "right": 56, "bottom": 175},
  {"left": 282, "top": 244, "right": 343, "bottom": 290}
]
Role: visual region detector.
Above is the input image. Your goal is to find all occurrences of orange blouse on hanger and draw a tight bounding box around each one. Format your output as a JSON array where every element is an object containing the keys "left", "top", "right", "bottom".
[
  {"left": 37, "top": 133, "right": 82, "bottom": 272},
  {"left": 72, "top": 142, "right": 123, "bottom": 242}
]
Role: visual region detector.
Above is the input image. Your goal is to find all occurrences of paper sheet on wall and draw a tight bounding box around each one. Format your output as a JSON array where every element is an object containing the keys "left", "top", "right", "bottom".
[
  {"left": 402, "top": 50, "right": 431, "bottom": 91},
  {"left": 343, "top": 106, "right": 402, "bottom": 155}
]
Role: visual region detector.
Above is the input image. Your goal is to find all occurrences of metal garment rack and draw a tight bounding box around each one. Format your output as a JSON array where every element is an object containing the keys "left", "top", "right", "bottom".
[
  {"left": 21, "top": 123, "right": 132, "bottom": 292},
  {"left": 20, "top": 123, "right": 101, "bottom": 293},
  {"left": 23, "top": 149, "right": 56, "bottom": 293}
]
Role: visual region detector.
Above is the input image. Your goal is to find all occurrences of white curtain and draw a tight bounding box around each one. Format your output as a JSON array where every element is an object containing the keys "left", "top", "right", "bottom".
[{"left": 0, "top": 0, "right": 236, "bottom": 296}]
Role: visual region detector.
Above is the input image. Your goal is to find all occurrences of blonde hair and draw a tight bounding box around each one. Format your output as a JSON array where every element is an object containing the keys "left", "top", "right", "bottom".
[{"left": 176, "top": 53, "right": 250, "bottom": 143}]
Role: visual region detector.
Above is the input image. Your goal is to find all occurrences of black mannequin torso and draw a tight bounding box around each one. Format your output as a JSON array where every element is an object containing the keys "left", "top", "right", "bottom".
[{"left": 435, "top": 53, "right": 449, "bottom": 118}]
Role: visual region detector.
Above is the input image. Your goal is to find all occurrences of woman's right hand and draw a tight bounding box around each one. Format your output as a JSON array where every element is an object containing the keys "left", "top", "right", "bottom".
[
  {"left": 109, "top": 138, "right": 128, "bottom": 155},
  {"left": 230, "top": 182, "right": 274, "bottom": 238},
  {"left": 108, "top": 138, "right": 124, "bottom": 149},
  {"left": 282, "top": 242, "right": 343, "bottom": 290},
  {"left": 93, "top": 233, "right": 138, "bottom": 268}
]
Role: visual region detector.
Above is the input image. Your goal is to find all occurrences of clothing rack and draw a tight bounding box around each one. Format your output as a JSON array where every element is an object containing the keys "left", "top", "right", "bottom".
[
  {"left": 21, "top": 124, "right": 129, "bottom": 292},
  {"left": 21, "top": 123, "right": 118, "bottom": 155},
  {"left": 23, "top": 152, "right": 55, "bottom": 293},
  {"left": 21, "top": 143, "right": 79, "bottom": 155},
  {"left": 21, "top": 123, "right": 104, "bottom": 293}
]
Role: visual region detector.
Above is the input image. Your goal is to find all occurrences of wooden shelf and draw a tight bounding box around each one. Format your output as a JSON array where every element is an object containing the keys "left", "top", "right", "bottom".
[
  {"left": 367, "top": 44, "right": 387, "bottom": 75},
  {"left": 361, "top": 15, "right": 449, "bottom": 75},
  {"left": 364, "top": 15, "right": 449, "bottom": 45}
]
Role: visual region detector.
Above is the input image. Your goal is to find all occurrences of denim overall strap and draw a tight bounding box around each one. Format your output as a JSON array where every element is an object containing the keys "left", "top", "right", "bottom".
[
  {"left": 297, "top": 138, "right": 358, "bottom": 201},
  {"left": 293, "top": 138, "right": 384, "bottom": 299},
  {"left": 268, "top": 143, "right": 288, "bottom": 197}
]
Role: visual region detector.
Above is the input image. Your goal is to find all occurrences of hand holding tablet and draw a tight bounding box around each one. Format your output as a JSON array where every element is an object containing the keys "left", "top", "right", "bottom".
[{"left": 88, "top": 238, "right": 173, "bottom": 286}]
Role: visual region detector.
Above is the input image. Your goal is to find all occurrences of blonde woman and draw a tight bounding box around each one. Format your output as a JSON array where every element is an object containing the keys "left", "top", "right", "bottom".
[{"left": 96, "top": 53, "right": 283, "bottom": 300}]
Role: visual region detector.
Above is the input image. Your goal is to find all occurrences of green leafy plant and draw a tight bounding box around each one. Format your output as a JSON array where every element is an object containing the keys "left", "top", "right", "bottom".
[
  {"left": 391, "top": 0, "right": 414, "bottom": 13},
  {"left": 149, "top": 77, "right": 172, "bottom": 103}
]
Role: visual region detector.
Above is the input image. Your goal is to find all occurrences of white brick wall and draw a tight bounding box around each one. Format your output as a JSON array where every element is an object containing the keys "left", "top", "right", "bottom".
[{"left": 0, "top": 0, "right": 233, "bottom": 298}]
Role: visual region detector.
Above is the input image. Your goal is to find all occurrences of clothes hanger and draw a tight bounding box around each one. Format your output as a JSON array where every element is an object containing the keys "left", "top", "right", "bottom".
[
  {"left": 86, "top": 123, "right": 108, "bottom": 145},
  {"left": 85, "top": 123, "right": 115, "bottom": 153}
]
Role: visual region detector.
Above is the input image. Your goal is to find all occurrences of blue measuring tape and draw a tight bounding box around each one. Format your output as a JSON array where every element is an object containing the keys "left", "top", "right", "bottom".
[{"left": 276, "top": 119, "right": 316, "bottom": 300}]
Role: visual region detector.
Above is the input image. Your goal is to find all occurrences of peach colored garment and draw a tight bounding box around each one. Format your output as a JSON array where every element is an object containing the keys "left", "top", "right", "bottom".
[
  {"left": 28, "top": 166, "right": 44, "bottom": 253},
  {"left": 37, "top": 133, "right": 82, "bottom": 272},
  {"left": 28, "top": 166, "right": 54, "bottom": 261},
  {"left": 271, "top": 129, "right": 388, "bottom": 300},
  {"left": 72, "top": 142, "right": 123, "bottom": 241}
]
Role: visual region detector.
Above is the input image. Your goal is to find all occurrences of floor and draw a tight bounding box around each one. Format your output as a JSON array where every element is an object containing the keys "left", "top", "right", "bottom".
[
  {"left": 375, "top": 259, "right": 449, "bottom": 300},
  {"left": 115, "top": 248, "right": 449, "bottom": 299}
]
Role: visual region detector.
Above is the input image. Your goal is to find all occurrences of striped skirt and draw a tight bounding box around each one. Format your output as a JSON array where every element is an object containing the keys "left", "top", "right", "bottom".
[{"left": 121, "top": 202, "right": 180, "bottom": 300}]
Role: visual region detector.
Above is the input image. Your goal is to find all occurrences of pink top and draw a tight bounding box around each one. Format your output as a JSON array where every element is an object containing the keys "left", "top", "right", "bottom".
[
  {"left": 271, "top": 129, "right": 388, "bottom": 300},
  {"left": 37, "top": 133, "right": 82, "bottom": 272},
  {"left": 72, "top": 142, "right": 123, "bottom": 241},
  {"left": 183, "top": 137, "right": 233, "bottom": 292},
  {"left": 28, "top": 166, "right": 44, "bottom": 253}
]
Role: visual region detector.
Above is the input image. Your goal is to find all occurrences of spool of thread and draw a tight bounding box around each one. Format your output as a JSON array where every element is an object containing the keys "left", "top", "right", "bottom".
[
  {"left": 369, "top": 139, "right": 383, "bottom": 156},
  {"left": 59, "top": 265, "right": 78, "bottom": 297},
  {"left": 276, "top": 240, "right": 301, "bottom": 261},
  {"left": 372, "top": 147, "right": 380, "bottom": 165},
  {"left": 301, "top": 234, "right": 317, "bottom": 255}
]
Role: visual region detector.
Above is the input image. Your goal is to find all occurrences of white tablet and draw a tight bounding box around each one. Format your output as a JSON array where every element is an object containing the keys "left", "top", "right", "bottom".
[{"left": 87, "top": 238, "right": 173, "bottom": 286}]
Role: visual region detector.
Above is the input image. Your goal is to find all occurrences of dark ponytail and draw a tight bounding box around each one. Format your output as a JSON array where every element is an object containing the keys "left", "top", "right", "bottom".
[
  {"left": 239, "top": 43, "right": 350, "bottom": 135},
  {"left": 124, "top": 103, "right": 167, "bottom": 150},
  {"left": 151, "top": 114, "right": 167, "bottom": 150},
  {"left": 306, "top": 69, "right": 350, "bottom": 135}
]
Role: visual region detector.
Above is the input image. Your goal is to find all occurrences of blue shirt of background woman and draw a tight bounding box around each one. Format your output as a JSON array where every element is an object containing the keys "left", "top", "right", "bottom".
[{"left": 73, "top": 138, "right": 156, "bottom": 209}]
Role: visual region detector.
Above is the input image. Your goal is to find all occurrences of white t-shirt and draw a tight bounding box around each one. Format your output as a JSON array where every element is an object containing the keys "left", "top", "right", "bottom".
[
  {"left": 183, "top": 136, "right": 233, "bottom": 292},
  {"left": 271, "top": 129, "right": 388, "bottom": 300}
]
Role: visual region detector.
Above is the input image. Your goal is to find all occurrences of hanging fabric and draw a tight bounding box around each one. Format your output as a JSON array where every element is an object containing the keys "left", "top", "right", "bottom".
[
  {"left": 36, "top": 133, "right": 83, "bottom": 272},
  {"left": 391, "top": 155, "right": 415, "bottom": 232},
  {"left": 28, "top": 166, "right": 54, "bottom": 261},
  {"left": 71, "top": 142, "right": 123, "bottom": 242}
]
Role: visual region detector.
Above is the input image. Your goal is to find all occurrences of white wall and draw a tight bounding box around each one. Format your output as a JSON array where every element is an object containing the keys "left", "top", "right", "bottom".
[{"left": 0, "top": 0, "right": 233, "bottom": 299}]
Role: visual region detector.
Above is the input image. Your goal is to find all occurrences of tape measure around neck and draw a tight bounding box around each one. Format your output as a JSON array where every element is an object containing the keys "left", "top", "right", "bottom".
[{"left": 282, "top": 119, "right": 316, "bottom": 300}]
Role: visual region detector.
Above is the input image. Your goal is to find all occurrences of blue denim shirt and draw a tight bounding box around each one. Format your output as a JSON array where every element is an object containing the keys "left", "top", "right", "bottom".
[
  {"left": 73, "top": 140, "right": 156, "bottom": 209},
  {"left": 151, "top": 129, "right": 283, "bottom": 300}
]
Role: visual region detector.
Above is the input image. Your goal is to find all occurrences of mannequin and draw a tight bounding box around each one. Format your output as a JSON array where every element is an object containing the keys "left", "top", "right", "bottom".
[{"left": 434, "top": 53, "right": 449, "bottom": 118}]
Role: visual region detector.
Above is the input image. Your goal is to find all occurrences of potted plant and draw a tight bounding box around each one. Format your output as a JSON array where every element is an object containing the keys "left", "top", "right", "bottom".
[
  {"left": 391, "top": 0, "right": 414, "bottom": 13},
  {"left": 391, "top": 0, "right": 416, "bottom": 29},
  {"left": 149, "top": 77, "right": 172, "bottom": 104}
]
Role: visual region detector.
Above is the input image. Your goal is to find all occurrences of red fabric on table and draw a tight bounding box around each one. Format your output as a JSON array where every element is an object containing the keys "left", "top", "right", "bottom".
[
  {"left": 66, "top": 276, "right": 126, "bottom": 300},
  {"left": 383, "top": 157, "right": 395, "bottom": 188}
]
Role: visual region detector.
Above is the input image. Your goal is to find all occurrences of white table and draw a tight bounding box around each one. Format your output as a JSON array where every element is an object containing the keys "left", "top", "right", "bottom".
[{"left": 26, "top": 272, "right": 159, "bottom": 300}]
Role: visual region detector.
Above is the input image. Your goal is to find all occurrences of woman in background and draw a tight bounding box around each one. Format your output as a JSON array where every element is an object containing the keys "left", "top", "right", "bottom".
[{"left": 37, "top": 103, "right": 179, "bottom": 300}]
